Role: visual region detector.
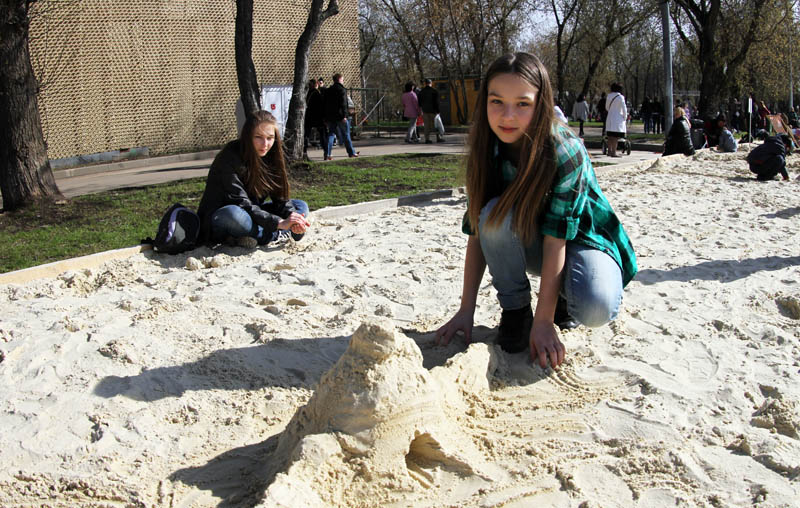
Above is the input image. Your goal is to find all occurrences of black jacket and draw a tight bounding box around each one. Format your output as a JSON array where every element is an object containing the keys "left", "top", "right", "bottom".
[
  {"left": 306, "top": 88, "right": 325, "bottom": 126},
  {"left": 197, "top": 140, "right": 296, "bottom": 243},
  {"left": 663, "top": 117, "right": 695, "bottom": 156},
  {"left": 323, "top": 82, "right": 348, "bottom": 123},
  {"left": 747, "top": 136, "right": 788, "bottom": 180},
  {"left": 417, "top": 85, "right": 439, "bottom": 114}
]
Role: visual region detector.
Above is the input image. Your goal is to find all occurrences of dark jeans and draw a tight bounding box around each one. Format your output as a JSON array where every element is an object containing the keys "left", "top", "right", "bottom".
[
  {"left": 304, "top": 122, "right": 328, "bottom": 157},
  {"left": 643, "top": 113, "right": 652, "bottom": 134},
  {"left": 210, "top": 199, "right": 309, "bottom": 244},
  {"left": 327, "top": 119, "right": 356, "bottom": 157}
]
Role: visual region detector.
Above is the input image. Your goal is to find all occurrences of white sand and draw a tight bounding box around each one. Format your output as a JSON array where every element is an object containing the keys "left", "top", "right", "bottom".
[{"left": 1, "top": 148, "right": 799, "bottom": 507}]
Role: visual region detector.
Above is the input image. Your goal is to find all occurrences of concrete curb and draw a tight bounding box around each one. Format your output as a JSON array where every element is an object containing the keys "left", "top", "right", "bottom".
[
  {"left": 0, "top": 189, "right": 462, "bottom": 286},
  {"left": 0, "top": 245, "right": 153, "bottom": 285},
  {"left": 596, "top": 157, "right": 658, "bottom": 174},
  {"left": 54, "top": 150, "right": 220, "bottom": 179}
]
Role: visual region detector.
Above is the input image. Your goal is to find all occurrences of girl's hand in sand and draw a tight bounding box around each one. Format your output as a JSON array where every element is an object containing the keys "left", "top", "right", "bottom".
[
  {"left": 530, "top": 321, "right": 565, "bottom": 369},
  {"left": 435, "top": 308, "right": 474, "bottom": 346},
  {"left": 280, "top": 213, "right": 311, "bottom": 234}
]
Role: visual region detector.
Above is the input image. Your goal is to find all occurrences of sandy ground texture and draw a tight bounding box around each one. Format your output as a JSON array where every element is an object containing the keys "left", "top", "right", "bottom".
[{"left": 1, "top": 148, "right": 799, "bottom": 507}]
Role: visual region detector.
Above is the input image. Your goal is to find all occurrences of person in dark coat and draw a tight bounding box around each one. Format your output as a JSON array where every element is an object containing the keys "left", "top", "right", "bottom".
[
  {"left": 304, "top": 78, "right": 328, "bottom": 160},
  {"left": 663, "top": 107, "right": 695, "bottom": 156},
  {"left": 197, "top": 110, "right": 310, "bottom": 247},
  {"left": 417, "top": 78, "right": 442, "bottom": 143},
  {"left": 323, "top": 73, "right": 358, "bottom": 159},
  {"left": 747, "top": 135, "right": 791, "bottom": 181}
]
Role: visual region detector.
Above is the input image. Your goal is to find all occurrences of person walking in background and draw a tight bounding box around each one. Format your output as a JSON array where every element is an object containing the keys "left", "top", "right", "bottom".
[
  {"left": 641, "top": 96, "right": 653, "bottom": 134},
  {"left": 304, "top": 78, "right": 328, "bottom": 160},
  {"left": 324, "top": 73, "right": 359, "bottom": 159},
  {"left": 597, "top": 92, "right": 607, "bottom": 135},
  {"left": 652, "top": 99, "right": 663, "bottom": 134},
  {"left": 605, "top": 82, "right": 627, "bottom": 157},
  {"left": 418, "top": 78, "right": 443, "bottom": 143},
  {"left": 402, "top": 81, "right": 422, "bottom": 144},
  {"left": 571, "top": 94, "right": 590, "bottom": 137},
  {"left": 683, "top": 101, "right": 693, "bottom": 122}
]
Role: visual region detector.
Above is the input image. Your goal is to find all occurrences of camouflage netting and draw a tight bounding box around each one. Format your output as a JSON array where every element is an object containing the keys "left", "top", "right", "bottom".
[{"left": 28, "top": 0, "right": 360, "bottom": 160}]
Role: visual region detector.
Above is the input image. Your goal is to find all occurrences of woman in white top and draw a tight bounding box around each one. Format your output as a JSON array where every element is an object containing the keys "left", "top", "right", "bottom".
[{"left": 605, "top": 83, "right": 627, "bottom": 157}]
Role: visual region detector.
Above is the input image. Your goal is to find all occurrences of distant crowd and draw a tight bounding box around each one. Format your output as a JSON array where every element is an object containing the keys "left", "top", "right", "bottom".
[
  {"left": 304, "top": 73, "right": 360, "bottom": 161},
  {"left": 400, "top": 79, "right": 447, "bottom": 144}
]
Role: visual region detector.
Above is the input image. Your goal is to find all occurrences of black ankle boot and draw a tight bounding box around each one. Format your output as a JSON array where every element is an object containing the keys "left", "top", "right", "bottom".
[
  {"left": 554, "top": 296, "right": 580, "bottom": 330},
  {"left": 496, "top": 305, "right": 533, "bottom": 353}
]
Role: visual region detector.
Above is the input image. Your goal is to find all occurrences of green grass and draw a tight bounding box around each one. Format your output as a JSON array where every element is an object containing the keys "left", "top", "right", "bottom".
[{"left": 0, "top": 153, "right": 463, "bottom": 274}]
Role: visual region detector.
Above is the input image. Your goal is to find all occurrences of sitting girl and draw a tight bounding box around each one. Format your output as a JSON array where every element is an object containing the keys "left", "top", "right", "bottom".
[
  {"left": 436, "top": 53, "right": 637, "bottom": 369},
  {"left": 197, "top": 110, "right": 310, "bottom": 247}
]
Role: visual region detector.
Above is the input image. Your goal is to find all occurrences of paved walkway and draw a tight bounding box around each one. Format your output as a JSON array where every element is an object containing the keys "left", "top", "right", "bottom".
[{"left": 51, "top": 126, "right": 662, "bottom": 199}]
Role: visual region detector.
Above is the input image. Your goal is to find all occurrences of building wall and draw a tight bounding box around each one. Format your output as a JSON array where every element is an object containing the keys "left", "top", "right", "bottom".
[{"left": 28, "top": 0, "right": 360, "bottom": 159}]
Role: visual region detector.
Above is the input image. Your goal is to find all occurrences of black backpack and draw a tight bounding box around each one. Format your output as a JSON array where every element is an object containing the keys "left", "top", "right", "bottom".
[{"left": 143, "top": 203, "right": 200, "bottom": 254}]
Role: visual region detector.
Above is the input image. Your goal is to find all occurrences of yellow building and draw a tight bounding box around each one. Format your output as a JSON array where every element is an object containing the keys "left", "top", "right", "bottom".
[
  {"left": 28, "top": 0, "right": 360, "bottom": 159},
  {"left": 431, "top": 75, "right": 481, "bottom": 125}
]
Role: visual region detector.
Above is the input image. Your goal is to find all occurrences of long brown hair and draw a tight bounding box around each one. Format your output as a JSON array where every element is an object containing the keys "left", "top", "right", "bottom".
[
  {"left": 466, "top": 52, "right": 559, "bottom": 245},
  {"left": 239, "top": 110, "right": 289, "bottom": 201}
]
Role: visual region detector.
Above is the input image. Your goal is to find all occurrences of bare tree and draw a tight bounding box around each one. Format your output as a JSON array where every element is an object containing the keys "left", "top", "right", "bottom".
[
  {"left": 671, "top": 0, "right": 774, "bottom": 118},
  {"left": 0, "top": 0, "right": 63, "bottom": 211},
  {"left": 283, "top": 0, "right": 340, "bottom": 161},
  {"left": 425, "top": 0, "right": 526, "bottom": 123},
  {"left": 380, "top": 0, "right": 428, "bottom": 82},
  {"left": 547, "top": 0, "right": 588, "bottom": 100},
  {"left": 575, "top": 0, "right": 657, "bottom": 97},
  {"left": 235, "top": 0, "right": 261, "bottom": 118}
]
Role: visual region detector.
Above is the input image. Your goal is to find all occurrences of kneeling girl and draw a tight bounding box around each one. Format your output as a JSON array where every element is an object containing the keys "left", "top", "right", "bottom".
[{"left": 436, "top": 53, "right": 637, "bottom": 368}]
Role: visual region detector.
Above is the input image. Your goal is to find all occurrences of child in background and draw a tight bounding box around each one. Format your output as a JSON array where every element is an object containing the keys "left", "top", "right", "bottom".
[{"left": 436, "top": 53, "right": 637, "bottom": 369}]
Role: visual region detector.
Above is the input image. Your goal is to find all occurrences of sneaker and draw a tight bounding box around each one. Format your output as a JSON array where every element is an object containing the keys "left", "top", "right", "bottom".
[
  {"left": 425, "top": 140, "right": 433, "bottom": 144},
  {"left": 554, "top": 296, "right": 580, "bottom": 330},
  {"left": 235, "top": 236, "right": 258, "bottom": 249},
  {"left": 269, "top": 230, "right": 292, "bottom": 244},
  {"left": 496, "top": 305, "right": 533, "bottom": 353}
]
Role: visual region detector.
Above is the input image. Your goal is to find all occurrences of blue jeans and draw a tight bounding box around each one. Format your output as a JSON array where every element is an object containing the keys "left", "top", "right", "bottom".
[
  {"left": 478, "top": 198, "right": 623, "bottom": 327},
  {"left": 210, "top": 199, "right": 309, "bottom": 245},
  {"left": 327, "top": 119, "right": 356, "bottom": 157}
]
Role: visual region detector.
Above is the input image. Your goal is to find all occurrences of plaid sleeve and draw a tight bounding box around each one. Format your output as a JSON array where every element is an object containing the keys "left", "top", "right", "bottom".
[
  {"left": 462, "top": 211, "right": 475, "bottom": 235},
  {"left": 540, "top": 134, "right": 589, "bottom": 240}
]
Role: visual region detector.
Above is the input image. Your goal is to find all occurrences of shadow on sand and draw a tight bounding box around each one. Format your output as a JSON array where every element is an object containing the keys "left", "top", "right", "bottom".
[{"left": 636, "top": 255, "right": 800, "bottom": 285}]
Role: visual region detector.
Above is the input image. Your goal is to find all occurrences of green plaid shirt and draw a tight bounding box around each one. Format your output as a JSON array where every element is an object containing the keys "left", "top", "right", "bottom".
[{"left": 463, "top": 126, "right": 638, "bottom": 287}]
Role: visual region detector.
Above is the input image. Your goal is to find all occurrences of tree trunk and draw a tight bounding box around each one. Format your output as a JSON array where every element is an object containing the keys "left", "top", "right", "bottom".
[
  {"left": 0, "top": 1, "right": 63, "bottom": 211},
  {"left": 284, "top": 0, "right": 340, "bottom": 161},
  {"left": 235, "top": 0, "right": 260, "bottom": 119}
]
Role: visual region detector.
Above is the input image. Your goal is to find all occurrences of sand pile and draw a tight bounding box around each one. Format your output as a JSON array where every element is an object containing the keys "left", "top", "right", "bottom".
[
  {"left": 262, "top": 319, "right": 499, "bottom": 507},
  {"left": 1, "top": 148, "right": 799, "bottom": 506}
]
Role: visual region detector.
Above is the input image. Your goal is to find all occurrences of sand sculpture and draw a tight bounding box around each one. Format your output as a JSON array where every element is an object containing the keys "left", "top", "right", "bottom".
[{"left": 260, "top": 319, "right": 502, "bottom": 506}]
